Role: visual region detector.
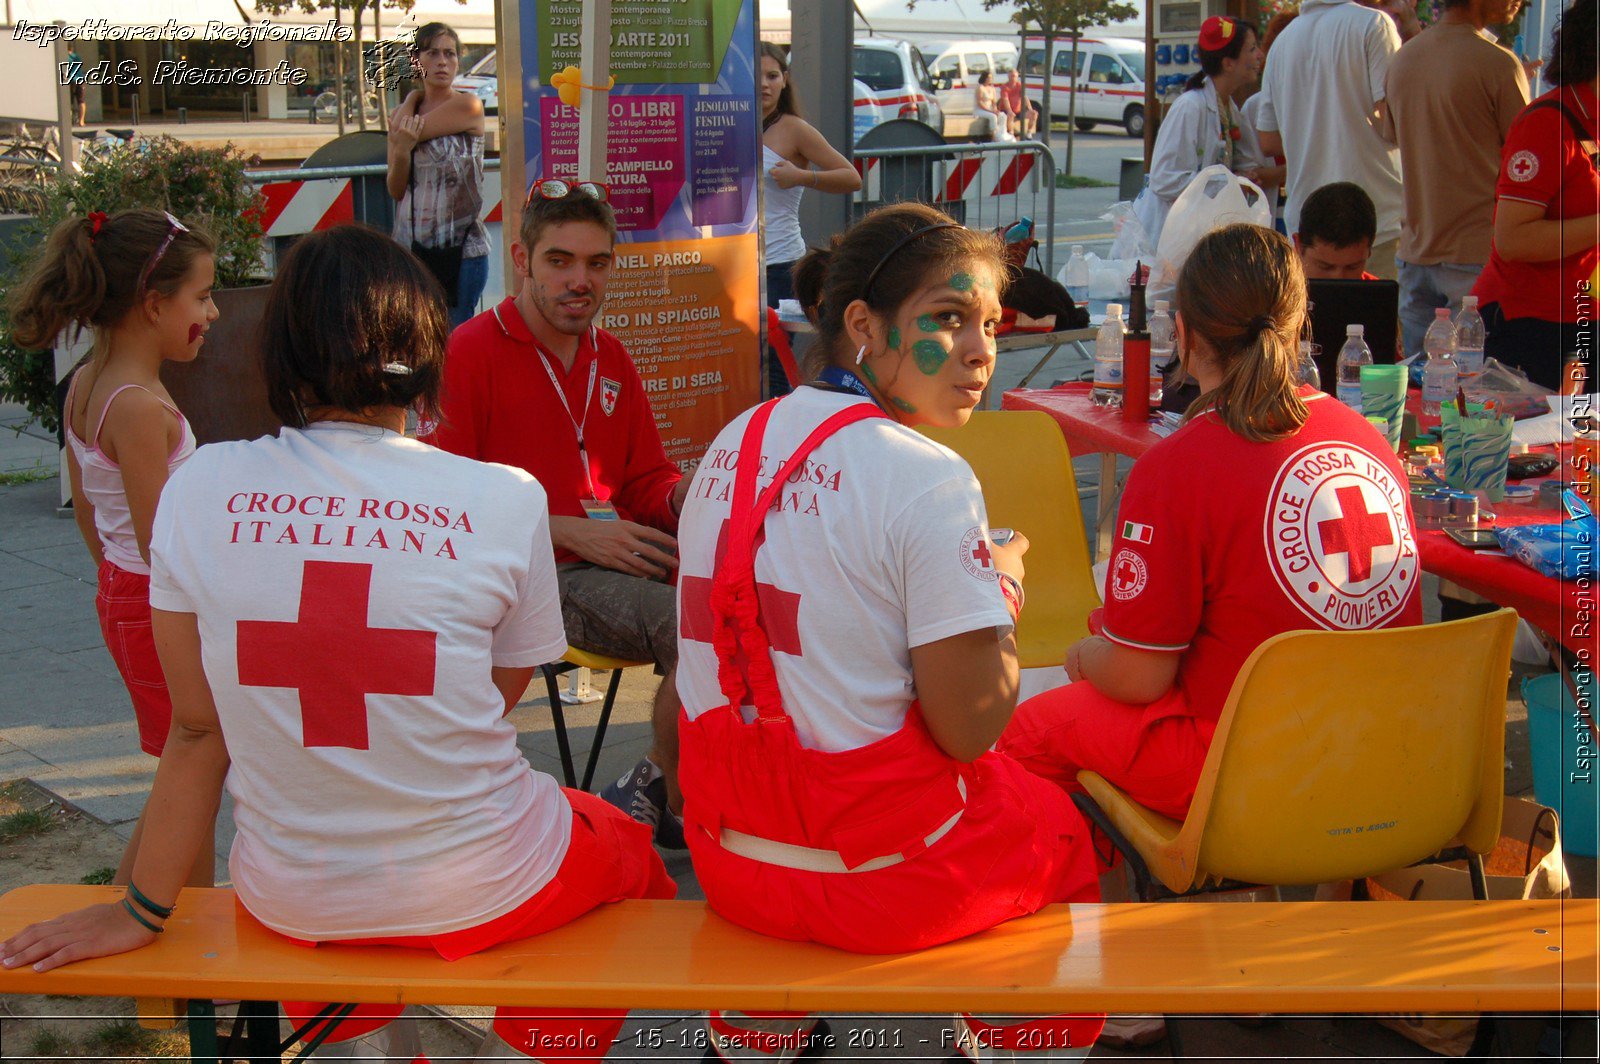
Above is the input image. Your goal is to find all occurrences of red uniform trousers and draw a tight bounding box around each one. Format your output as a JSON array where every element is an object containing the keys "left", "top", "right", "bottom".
[
  {"left": 998, "top": 684, "right": 1214, "bottom": 822},
  {"left": 278, "top": 789, "right": 675, "bottom": 1062}
]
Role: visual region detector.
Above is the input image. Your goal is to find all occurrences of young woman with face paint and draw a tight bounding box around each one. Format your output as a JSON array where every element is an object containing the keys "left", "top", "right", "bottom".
[
  {"left": 673, "top": 203, "right": 1103, "bottom": 1063},
  {"left": 8, "top": 208, "right": 218, "bottom": 889}
]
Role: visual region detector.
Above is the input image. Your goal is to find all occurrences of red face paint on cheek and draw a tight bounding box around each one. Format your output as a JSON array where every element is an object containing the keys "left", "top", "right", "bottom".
[{"left": 188, "top": 324, "right": 203, "bottom": 343}]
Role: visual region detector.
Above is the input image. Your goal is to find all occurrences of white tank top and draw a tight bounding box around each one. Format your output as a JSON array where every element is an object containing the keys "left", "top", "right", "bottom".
[
  {"left": 65, "top": 377, "right": 195, "bottom": 576},
  {"left": 762, "top": 143, "right": 807, "bottom": 265}
]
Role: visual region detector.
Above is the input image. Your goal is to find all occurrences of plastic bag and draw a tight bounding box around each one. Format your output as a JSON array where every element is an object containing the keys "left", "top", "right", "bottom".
[
  {"left": 1104, "top": 201, "right": 1156, "bottom": 264},
  {"left": 1149, "top": 165, "right": 1270, "bottom": 304},
  {"left": 1495, "top": 489, "right": 1598, "bottom": 580}
]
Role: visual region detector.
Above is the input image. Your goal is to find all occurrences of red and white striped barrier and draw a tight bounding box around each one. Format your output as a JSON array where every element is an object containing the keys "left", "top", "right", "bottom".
[
  {"left": 855, "top": 148, "right": 1040, "bottom": 204},
  {"left": 252, "top": 175, "right": 505, "bottom": 238}
]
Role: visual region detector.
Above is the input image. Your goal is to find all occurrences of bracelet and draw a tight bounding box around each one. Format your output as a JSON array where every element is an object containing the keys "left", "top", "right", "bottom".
[
  {"left": 127, "top": 881, "right": 174, "bottom": 920},
  {"left": 809, "top": 168, "right": 818, "bottom": 187},
  {"left": 997, "top": 571, "right": 1025, "bottom": 619},
  {"left": 121, "top": 897, "right": 165, "bottom": 935}
]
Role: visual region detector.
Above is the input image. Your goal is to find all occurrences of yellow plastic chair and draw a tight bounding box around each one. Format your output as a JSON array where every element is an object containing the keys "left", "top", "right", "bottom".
[
  {"left": 1074, "top": 609, "right": 1517, "bottom": 901},
  {"left": 921, "top": 411, "right": 1100, "bottom": 669},
  {"left": 539, "top": 647, "right": 650, "bottom": 791}
]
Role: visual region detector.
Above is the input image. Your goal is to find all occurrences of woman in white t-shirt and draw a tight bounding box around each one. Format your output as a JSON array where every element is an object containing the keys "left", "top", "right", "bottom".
[
  {"left": 1132, "top": 17, "right": 1278, "bottom": 249},
  {"left": 675, "top": 203, "right": 1101, "bottom": 1063},
  {"left": 0, "top": 227, "right": 675, "bottom": 1061}
]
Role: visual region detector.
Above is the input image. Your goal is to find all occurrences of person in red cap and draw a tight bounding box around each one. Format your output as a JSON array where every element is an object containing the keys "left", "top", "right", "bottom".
[
  {"left": 1133, "top": 16, "right": 1278, "bottom": 249},
  {"left": 675, "top": 202, "right": 1103, "bottom": 1062}
]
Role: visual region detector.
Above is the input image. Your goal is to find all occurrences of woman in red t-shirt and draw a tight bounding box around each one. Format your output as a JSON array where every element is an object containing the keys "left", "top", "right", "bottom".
[
  {"left": 1472, "top": 0, "right": 1598, "bottom": 389},
  {"left": 1000, "top": 224, "right": 1422, "bottom": 822}
]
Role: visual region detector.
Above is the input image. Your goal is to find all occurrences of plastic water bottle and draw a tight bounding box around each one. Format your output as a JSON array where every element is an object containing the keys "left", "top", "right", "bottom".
[
  {"left": 1297, "top": 340, "right": 1322, "bottom": 388},
  {"left": 1148, "top": 299, "right": 1174, "bottom": 406},
  {"left": 1064, "top": 244, "right": 1090, "bottom": 305},
  {"left": 1336, "top": 324, "right": 1372, "bottom": 411},
  {"left": 1454, "top": 295, "right": 1485, "bottom": 395},
  {"left": 1421, "top": 308, "right": 1459, "bottom": 417},
  {"left": 1091, "top": 303, "right": 1125, "bottom": 407}
]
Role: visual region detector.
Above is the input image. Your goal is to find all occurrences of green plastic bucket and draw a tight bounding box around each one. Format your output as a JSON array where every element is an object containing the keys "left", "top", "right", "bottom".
[{"left": 1523, "top": 672, "right": 1599, "bottom": 858}]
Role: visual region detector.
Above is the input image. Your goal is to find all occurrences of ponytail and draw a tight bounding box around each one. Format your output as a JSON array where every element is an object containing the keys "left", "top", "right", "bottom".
[
  {"left": 8, "top": 217, "right": 108, "bottom": 350},
  {"left": 1176, "top": 224, "right": 1308, "bottom": 443}
]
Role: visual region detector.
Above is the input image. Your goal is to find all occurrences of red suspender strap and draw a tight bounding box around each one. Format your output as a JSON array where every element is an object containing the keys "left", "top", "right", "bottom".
[{"left": 710, "top": 399, "right": 887, "bottom": 718}]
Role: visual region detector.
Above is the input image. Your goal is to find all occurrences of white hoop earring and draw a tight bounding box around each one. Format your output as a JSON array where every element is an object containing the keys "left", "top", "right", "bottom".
[{"left": 855, "top": 344, "right": 867, "bottom": 365}]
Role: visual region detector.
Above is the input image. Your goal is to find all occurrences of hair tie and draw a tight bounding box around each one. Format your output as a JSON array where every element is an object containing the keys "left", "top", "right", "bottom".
[
  {"left": 382, "top": 361, "right": 413, "bottom": 376},
  {"left": 86, "top": 211, "right": 107, "bottom": 242},
  {"left": 1248, "top": 314, "right": 1276, "bottom": 338}
]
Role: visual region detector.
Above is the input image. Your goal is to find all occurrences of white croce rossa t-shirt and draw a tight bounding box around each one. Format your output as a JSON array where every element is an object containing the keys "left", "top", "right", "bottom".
[
  {"left": 149, "top": 423, "right": 568, "bottom": 939},
  {"left": 676, "top": 388, "right": 1014, "bottom": 752}
]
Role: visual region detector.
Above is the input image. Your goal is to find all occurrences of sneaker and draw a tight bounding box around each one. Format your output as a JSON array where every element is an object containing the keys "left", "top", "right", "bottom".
[{"left": 600, "top": 759, "right": 687, "bottom": 850}]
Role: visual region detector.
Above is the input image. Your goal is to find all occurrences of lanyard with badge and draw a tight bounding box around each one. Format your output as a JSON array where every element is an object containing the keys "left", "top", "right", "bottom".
[{"left": 532, "top": 327, "right": 617, "bottom": 520}]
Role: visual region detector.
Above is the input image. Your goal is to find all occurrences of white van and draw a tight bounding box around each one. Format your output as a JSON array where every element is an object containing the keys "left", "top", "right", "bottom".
[
  {"left": 920, "top": 40, "right": 1020, "bottom": 138},
  {"left": 1022, "top": 36, "right": 1148, "bottom": 138},
  {"left": 852, "top": 37, "right": 943, "bottom": 144}
]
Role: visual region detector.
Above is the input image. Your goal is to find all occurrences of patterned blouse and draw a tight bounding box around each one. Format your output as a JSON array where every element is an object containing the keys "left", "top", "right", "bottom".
[{"left": 394, "top": 131, "right": 489, "bottom": 259}]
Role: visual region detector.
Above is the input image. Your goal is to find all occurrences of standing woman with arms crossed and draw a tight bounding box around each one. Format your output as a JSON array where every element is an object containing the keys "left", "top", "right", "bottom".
[
  {"left": 388, "top": 21, "right": 491, "bottom": 330},
  {"left": 760, "top": 42, "right": 861, "bottom": 397},
  {"left": 1, "top": 227, "right": 675, "bottom": 1063},
  {"left": 1132, "top": 17, "right": 1276, "bottom": 249},
  {"left": 9, "top": 209, "right": 218, "bottom": 888},
  {"left": 676, "top": 203, "right": 1102, "bottom": 1062}
]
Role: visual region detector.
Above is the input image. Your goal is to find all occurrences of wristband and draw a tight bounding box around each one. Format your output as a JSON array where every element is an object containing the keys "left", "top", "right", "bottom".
[
  {"left": 997, "top": 571, "right": 1025, "bottom": 620},
  {"left": 127, "top": 881, "right": 174, "bottom": 920},
  {"left": 121, "top": 897, "right": 165, "bottom": 935}
]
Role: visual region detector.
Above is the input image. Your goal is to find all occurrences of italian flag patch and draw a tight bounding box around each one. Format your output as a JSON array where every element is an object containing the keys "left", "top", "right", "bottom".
[{"left": 1121, "top": 521, "right": 1153, "bottom": 544}]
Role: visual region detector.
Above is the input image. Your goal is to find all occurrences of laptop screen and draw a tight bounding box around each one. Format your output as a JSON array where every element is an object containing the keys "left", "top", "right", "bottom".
[{"left": 1306, "top": 278, "right": 1401, "bottom": 394}]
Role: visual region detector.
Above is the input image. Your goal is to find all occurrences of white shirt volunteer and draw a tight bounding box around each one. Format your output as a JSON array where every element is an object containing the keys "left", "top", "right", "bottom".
[
  {"left": 1254, "top": 0, "right": 1403, "bottom": 245},
  {"left": 1135, "top": 79, "right": 1269, "bottom": 249},
  {"left": 676, "top": 387, "right": 1013, "bottom": 753},
  {"left": 149, "top": 423, "right": 568, "bottom": 939}
]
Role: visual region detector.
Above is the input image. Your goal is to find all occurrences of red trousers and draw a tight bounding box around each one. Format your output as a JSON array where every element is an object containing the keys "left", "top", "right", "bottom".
[
  {"left": 95, "top": 561, "right": 171, "bottom": 757},
  {"left": 278, "top": 789, "right": 675, "bottom": 1061},
  {"left": 998, "top": 684, "right": 1213, "bottom": 822}
]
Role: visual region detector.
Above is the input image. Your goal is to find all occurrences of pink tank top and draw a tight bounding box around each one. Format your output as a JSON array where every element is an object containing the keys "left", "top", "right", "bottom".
[{"left": 65, "top": 377, "right": 195, "bottom": 576}]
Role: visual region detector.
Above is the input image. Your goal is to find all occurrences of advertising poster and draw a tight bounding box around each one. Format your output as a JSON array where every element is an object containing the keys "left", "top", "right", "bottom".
[{"left": 519, "top": 0, "right": 763, "bottom": 470}]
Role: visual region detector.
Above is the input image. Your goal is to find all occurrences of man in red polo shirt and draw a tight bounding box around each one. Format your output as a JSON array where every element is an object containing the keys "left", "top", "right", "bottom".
[{"left": 429, "top": 190, "right": 690, "bottom": 848}]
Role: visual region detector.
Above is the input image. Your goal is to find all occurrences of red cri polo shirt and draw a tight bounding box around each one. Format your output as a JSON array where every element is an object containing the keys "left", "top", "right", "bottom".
[
  {"left": 428, "top": 297, "right": 681, "bottom": 563},
  {"left": 1474, "top": 83, "right": 1600, "bottom": 324},
  {"left": 1099, "top": 387, "right": 1423, "bottom": 730}
]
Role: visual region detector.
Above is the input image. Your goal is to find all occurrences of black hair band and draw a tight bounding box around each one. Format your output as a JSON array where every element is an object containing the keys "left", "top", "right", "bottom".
[{"left": 861, "top": 222, "right": 964, "bottom": 302}]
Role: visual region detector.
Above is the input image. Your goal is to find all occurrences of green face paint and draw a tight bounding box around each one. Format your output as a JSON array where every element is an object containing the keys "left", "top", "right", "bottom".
[
  {"left": 916, "top": 314, "right": 940, "bottom": 333},
  {"left": 912, "top": 339, "right": 948, "bottom": 375},
  {"left": 861, "top": 362, "right": 879, "bottom": 385},
  {"left": 949, "top": 272, "right": 974, "bottom": 292},
  {"left": 891, "top": 396, "right": 917, "bottom": 413},
  {"left": 887, "top": 327, "right": 901, "bottom": 349}
]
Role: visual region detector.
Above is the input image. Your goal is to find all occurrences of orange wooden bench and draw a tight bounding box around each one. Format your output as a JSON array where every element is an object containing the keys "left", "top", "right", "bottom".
[{"left": 1, "top": 886, "right": 1594, "bottom": 1061}]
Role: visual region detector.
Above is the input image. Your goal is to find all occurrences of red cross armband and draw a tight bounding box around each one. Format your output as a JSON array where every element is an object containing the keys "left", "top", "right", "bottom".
[{"left": 996, "top": 571, "right": 1025, "bottom": 621}]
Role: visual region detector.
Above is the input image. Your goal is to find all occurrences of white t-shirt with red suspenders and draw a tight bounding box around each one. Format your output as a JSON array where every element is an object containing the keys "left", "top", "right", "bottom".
[
  {"left": 676, "top": 387, "right": 1013, "bottom": 753},
  {"left": 149, "top": 423, "right": 568, "bottom": 939}
]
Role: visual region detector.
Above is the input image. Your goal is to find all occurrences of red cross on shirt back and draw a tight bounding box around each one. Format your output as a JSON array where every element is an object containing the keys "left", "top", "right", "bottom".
[
  {"left": 679, "top": 520, "right": 803, "bottom": 655},
  {"left": 1317, "top": 485, "right": 1395, "bottom": 584},
  {"left": 236, "top": 560, "right": 437, "bottom": 749}
]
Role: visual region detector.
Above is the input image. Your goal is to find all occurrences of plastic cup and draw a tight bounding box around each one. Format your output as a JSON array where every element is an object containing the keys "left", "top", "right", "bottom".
[
  {"left": 1360, "top": 366, "right": 1406, "bottom": 451},
  {"left": 1451, "top": 415, "right": 1514, "bottom": 503}
]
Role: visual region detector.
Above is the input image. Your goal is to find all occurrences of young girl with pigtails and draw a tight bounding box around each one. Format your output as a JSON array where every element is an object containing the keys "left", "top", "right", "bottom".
[{"left": 8, "top": 208, "right": 219, "bottom": 886}]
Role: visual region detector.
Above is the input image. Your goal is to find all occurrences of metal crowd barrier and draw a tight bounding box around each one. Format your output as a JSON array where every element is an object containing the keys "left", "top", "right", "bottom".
[{"left": 852, "top": 140, "right": 1059, "bottom": 274}]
